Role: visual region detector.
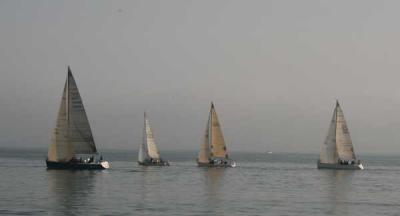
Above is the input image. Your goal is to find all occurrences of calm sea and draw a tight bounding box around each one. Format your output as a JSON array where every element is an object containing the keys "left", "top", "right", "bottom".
[{"left": 0, "top": 148, "right": 399, "bottom": 216}]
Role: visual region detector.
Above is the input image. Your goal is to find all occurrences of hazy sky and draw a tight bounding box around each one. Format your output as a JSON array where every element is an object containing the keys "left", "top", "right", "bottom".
[{"left": 2, "top": 0, "right": 400, "bottom": 154}]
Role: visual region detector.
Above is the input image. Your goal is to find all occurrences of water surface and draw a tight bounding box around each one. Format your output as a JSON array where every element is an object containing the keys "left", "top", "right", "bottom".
[{"left": 0, "top": 149, "right": 399, "bottom": 216}]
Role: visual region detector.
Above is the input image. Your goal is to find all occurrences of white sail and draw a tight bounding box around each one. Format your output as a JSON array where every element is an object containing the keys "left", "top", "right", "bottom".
[
  {"left": 335, "top": 103, "right": 357, "bottom": 161},
  {"left": 144, "top": 113, "right": 160, "bottom": 159},
  {"left": 138, "top": 113, "right": 149, "bottom": 162},
  {"left": 209, "top": 103, "right": 228, "bottom": 158},
  {"left": 48, "top": 81, "right": 73, "bottom": 162},
  {"left": 47, "top": 67, "right": 97, "bottom": 162},
  {"left": 320, "top": 106, "right": 337, "bottom": 163},
  {"left": 198, "top": 112, "right": 211, "bottom": 163},
  {"left": 138, "top": 142, "right": 147, "bottom": 163}
]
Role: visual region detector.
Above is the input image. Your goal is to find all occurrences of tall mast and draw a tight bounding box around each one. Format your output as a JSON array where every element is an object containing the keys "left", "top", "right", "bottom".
[
  {"left": 209, "top": 102, "right": 213, "bottom": 157},
  {"left": 334, "top": 100, "right": 338, "bottom": 160},
  {"left": 66, "top": 66, "right": 70, "bottom": 137},
  {"left": 144, "top": 111, "right": 147, "bottom": 154}
]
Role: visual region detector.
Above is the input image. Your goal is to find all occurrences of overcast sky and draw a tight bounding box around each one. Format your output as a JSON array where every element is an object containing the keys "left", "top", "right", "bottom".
[{"left": 1, "top": 0, "right": 400, "bottom": 154}]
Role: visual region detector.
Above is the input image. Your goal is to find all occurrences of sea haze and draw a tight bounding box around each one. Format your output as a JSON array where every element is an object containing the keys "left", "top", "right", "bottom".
[{"left": 1, "top": 148, "right": 399, "bottom": 216}]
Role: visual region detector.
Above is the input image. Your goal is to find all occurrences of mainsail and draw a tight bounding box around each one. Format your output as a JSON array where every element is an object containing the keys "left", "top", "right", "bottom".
[
  {"left": 209, "top": 103, "right": 227, "bottom": 158},
  {"left": 142, "top": 113, "right": 160, "bottom": 159},
  {"left": 198, "top": 103, "right": 228, "bottom": 161},
  {"left": 335, "top": 103, "right": 356, "bottom": 161},
  {"left": 47, "top": 67, "right": 97, "bottom": 162},
  {"left": 320, "top": 101, "right": 357, "bottom": 163}
]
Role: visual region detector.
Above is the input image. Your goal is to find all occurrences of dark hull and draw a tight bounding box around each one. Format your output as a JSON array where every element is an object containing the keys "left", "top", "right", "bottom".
[
  {"left": 46, "top": 160, "right": 105, "bottom": 170},
  {"left": 138, "top": 161, "right": 169, "bottom": 166},
  {"left": 317, "top": 162, "right": 363, "bottom": 170},
  {"left": 197, "top": 161, "right": 236, "bottom": 168}
]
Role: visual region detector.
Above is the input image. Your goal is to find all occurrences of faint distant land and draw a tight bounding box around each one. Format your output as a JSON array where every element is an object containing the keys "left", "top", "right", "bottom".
[
  {"left": 196, "top": 103, "right": 236, "bottom": 168},
  {"left": 46, "top": 67, "right": 109, "bottom": 170},
  {"left": 138, "top": 112, "right": 169, "bottom": 166},
  {"left": 317, "top": 101, "right": 363, "bottom": 170}
]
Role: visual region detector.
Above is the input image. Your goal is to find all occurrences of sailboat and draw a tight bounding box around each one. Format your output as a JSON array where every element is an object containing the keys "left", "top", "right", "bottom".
[
  {"left": 197, "top": 103, "right": 236, "bottom": 167},
  {"left": 46, "top": 67, "right": 110, "bottom": 170},
  {"left": 318, "top": 101, "right": 363, "bottom": 170},
  {"left": 138, "top": 112, "right": 169, "bottom": 166}
]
